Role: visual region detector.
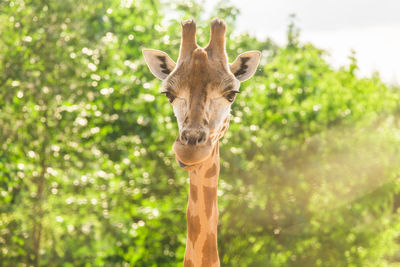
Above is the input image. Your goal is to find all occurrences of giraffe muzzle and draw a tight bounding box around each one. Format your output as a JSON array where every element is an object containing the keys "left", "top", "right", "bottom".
[
  {"left": 180, "top": 129, "right": 208, "bottom": 146},
  {"left": 173, "top": 138, "right": 213, "bottom": 168}
]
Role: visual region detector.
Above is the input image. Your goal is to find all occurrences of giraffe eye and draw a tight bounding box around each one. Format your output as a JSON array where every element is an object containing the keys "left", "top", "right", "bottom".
[
  {"left": 225, "top": 90, "right": 239, "bottom": 102},
  {"left": 161, "top": 91, "right": 176, "bottom": 103}
]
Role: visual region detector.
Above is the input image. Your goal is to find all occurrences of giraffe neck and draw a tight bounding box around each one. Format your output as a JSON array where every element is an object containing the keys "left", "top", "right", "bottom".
[{"left": 184, "top": 142, "right": 220, "bottom": 267}]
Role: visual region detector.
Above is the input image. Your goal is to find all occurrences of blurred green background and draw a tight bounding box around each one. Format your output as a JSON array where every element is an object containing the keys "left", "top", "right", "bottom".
[{"left": 1, "top": 0, "right": 400, "bottom": 266}]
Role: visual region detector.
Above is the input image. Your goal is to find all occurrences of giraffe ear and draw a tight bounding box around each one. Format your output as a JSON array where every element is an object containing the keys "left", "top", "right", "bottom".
[
  {"left": 142, "top": 49, "right": 176, "bottom": 80},
  {"left": 230, "top": 51, "right": 261, "bottom": 82}
]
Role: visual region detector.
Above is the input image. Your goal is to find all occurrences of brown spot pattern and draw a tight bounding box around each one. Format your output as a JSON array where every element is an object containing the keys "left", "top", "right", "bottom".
[
  {"left": 190, "top": 183, "right": 198, "bottom": 202},
  {"left": 187, "top": 209, "right": 201, "bottom": 244},
  {"left": 205, "top": 164, "right": 217, "bottom": 178},
  {"left": 201, "top": 233, "right": 219, "bottom": 267},
  {"left": 203, "top": 186, "right": 217, "bottom": 219},
  {"left": 184, "top": 258, "right": 195, "bottom": 267}
]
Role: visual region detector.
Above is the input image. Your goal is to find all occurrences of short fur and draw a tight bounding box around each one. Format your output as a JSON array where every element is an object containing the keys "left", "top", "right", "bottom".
[{"left": 143, "top": 19, "right": 261, "bottom": 267}]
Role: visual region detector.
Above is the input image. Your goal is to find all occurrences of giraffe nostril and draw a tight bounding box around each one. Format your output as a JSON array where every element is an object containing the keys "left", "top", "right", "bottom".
[
  {"left": 180, "top": 129, "right": 208, "bottom": 146},
  {"left": 196, "top": 132, "right": 207, "bottom": 145},
  {"left": 180, "top": 131, "right": 189, "bottom": 144}
]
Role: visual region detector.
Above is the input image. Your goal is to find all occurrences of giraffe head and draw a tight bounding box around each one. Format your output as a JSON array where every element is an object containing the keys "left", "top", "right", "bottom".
[{"left": 143, "top": 19, "right": 261, "bottom": 169}]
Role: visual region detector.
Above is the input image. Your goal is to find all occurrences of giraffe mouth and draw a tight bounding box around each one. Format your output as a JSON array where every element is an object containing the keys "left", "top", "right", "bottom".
[
  {"left": 173, "top": 138, "right": 213, "bottom": 169},
  {"left": 178, "top": 160, "right": 193, "bottom": 168},
  {"left": 177, "top": 159, "right": 201, "bottom": 171}
]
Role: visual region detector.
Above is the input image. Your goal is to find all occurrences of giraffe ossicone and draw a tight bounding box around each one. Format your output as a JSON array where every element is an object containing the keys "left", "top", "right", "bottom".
[{"left": 143, "top": 18, "right": 261, "bottom": 267}]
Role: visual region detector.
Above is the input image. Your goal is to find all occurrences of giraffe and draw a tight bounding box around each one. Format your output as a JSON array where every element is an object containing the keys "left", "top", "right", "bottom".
[{"left": 143, "top": 18, "right": 260, "bottom": 267}]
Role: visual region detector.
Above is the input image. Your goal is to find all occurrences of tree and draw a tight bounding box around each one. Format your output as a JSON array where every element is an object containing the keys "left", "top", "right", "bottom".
[{"left": 1, "top": 0, "right": 400, "bottom": 266}]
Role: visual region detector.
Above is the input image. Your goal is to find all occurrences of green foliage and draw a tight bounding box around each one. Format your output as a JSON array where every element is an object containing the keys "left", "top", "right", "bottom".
[
  {"left": 1, "top": 0, "right": 400, "bottom": 266},
  {"left": 220, "top": 42, "right": 400, "bottom": 265}
]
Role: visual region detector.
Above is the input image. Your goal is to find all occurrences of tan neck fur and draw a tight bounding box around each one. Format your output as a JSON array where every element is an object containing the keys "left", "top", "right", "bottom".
[{"left": 184, "top": 142, "right": 220, "bottom": 267}]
